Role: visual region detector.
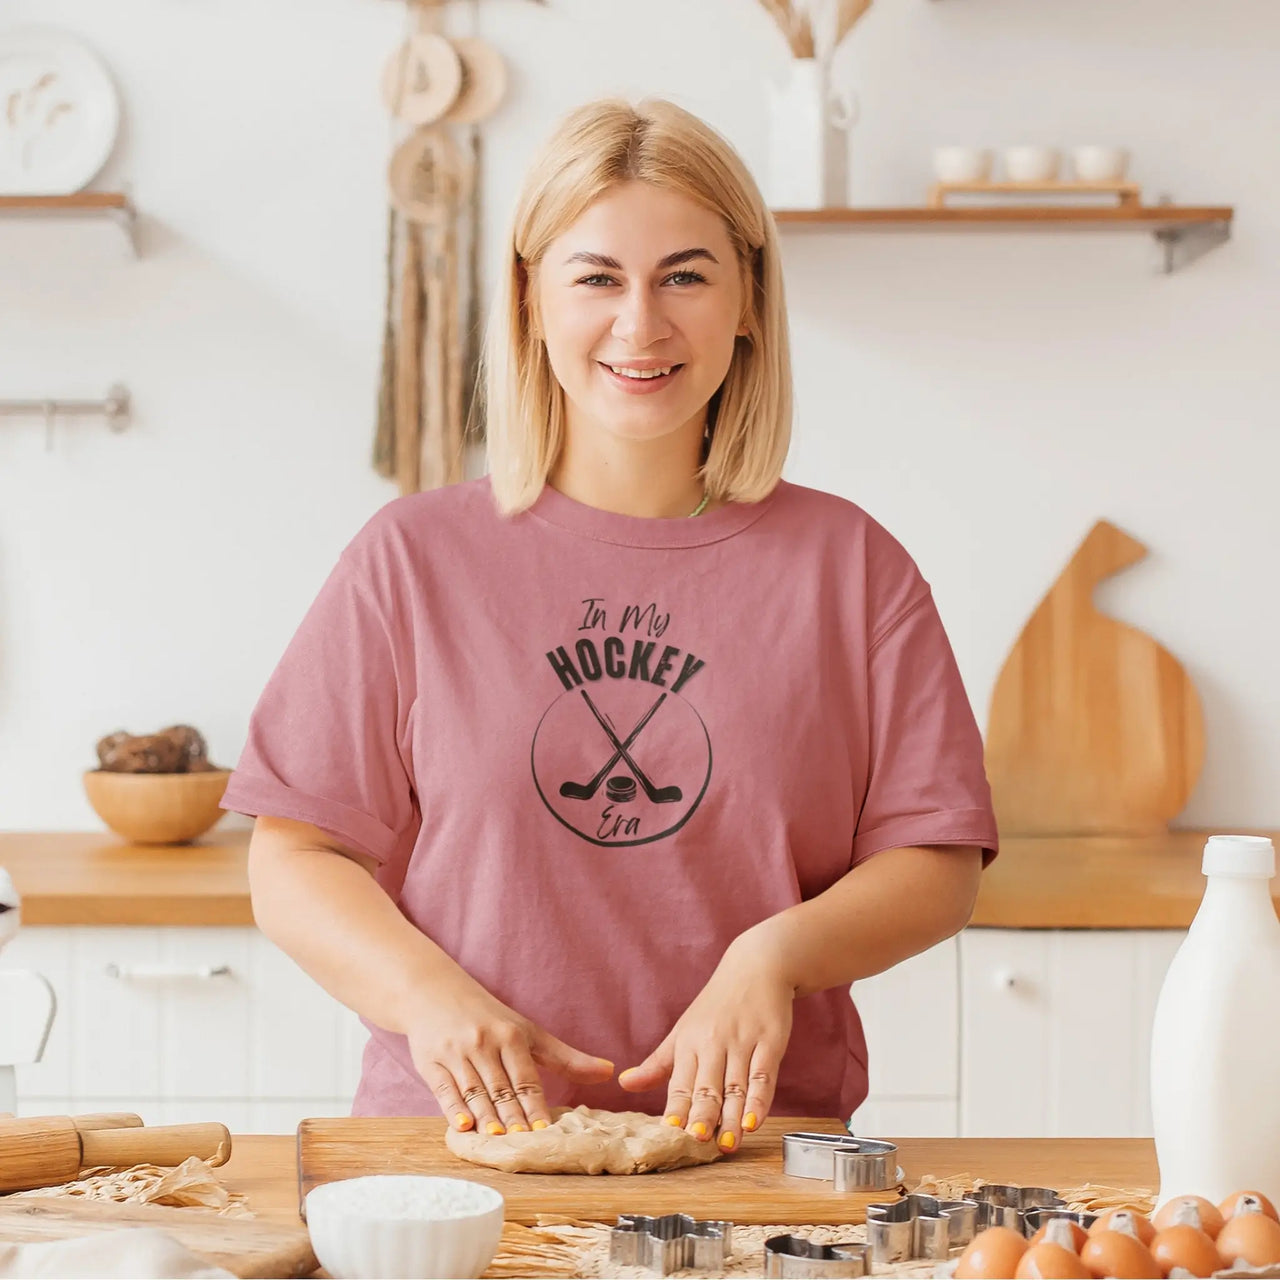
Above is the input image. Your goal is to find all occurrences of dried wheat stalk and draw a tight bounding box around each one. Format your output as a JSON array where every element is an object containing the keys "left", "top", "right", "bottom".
[
  {"left": 835, "top": 0, "right": 874, "bottom": 43},
  {"left": 755, "top": 0, "right": 873, "bottom": 59}
]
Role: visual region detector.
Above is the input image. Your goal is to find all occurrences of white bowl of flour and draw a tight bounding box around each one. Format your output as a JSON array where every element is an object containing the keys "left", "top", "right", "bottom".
[{"left": 304, "top": 1174, "right": 505, "bottom": 1279}]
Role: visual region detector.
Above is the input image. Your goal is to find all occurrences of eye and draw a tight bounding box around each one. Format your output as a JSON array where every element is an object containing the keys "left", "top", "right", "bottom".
[
  {"left": 665, "top": 270, "right": 707, "bottom": 286},
  {"left": 575, "top": 274, "right": 618, "bottom": 287}
]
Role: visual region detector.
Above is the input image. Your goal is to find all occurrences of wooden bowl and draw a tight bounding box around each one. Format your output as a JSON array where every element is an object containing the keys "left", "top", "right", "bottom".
[{"left": 82, "top": 768, "right": 232, "bottom": 844}]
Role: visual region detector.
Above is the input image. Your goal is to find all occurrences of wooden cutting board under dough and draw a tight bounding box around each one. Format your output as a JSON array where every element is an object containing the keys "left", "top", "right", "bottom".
[
  {"left": 984, "top": 519, "right": 1205, "bottom": 837},
  {"left": 297, "top": 1115, "right": 905, "bottom": 1225},
  {"left": 0, "top": 1196, "right": 316, "bottom": 1278}
]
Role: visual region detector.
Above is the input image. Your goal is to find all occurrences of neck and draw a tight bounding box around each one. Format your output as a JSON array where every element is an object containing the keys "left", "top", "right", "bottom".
[{"left": 549, "top": 415, "right": 712, "bottom": 519}]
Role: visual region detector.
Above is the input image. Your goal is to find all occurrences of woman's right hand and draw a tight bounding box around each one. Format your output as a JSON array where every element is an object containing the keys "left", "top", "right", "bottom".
[{"left": 404, "top": 970, "right": 615, "bottom": 1134}]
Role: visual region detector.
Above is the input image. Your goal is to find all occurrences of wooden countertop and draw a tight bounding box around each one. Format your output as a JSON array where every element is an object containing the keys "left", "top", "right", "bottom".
[
  {"left": 971, "top": 829, "right": 1280, "bottom": 929},
  {"left": 219, "top": 1132, "right": 1160, "bottom": 1228},
  {"left": 2, "top": 827, "right": 1277, "bottom": 930},
  {"left": 0, "top": 828, "right": 254, "bottom": 926}
]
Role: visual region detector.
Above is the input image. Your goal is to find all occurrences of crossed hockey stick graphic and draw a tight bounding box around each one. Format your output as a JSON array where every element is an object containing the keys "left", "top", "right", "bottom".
[{"left": 558, "top": 689, "right": 684, "bottom": 804}]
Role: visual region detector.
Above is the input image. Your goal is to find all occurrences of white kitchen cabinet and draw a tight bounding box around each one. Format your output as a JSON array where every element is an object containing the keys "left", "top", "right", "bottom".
[
  {"left": 5, "top": 923, "right": 1190, "bottom": 1139},
  {"left": 850, "top": 937, "right": 959, "bottom": 1136},
  {"left": 3, "top": 925, "right": 365, "bottom": 1131},
  {"left": 958, "top": 928, "right": 1184, "bottom": 1138}
]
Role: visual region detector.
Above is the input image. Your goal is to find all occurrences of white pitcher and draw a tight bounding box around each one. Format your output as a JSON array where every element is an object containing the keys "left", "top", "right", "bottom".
[{"left": 766, "top": 57, "right": 858, "bottom": 210}]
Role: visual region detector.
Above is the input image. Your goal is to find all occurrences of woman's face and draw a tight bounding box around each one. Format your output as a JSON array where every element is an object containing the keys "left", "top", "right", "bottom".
[{"left": 533, "top": 181, "right": 748, "bottom": 447}]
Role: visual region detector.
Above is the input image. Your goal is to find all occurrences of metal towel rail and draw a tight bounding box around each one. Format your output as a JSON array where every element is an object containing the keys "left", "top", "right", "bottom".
[{"left": 0, "top": 384, "right": 131, "bottom": 444}]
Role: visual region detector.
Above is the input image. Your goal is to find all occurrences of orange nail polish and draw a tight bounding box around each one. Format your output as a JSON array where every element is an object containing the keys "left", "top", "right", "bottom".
[
  {"left": 744, "top": 1112, "right": 758, "bottom": 1131},
  {"left": 455, "top": 1113, "right": 473, "bottom": 1130},
  {"left": 509, "top": 1123, "right": 528, "bottom": 1132},
  {"left": 532, "top": 1119, "right": 549, "bottom": 1130},
  {"left": 486, "top": 1121, "right": 505, "bottom": 1135},
  {"left": 665, "top": 1114, "right": 684, "bottom": 1127},
  {"left": 719, "top": 1132, "right": 737, "bottom": 1150},
  {"left": 691, "top": 1121, "right": 708, "bottom": 1138}
]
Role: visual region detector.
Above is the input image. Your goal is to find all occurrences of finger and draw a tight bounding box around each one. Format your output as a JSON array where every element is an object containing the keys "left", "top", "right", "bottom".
[
  {"left": 530, "top": 1028, "right": 615, "bottom": 1085},
  {"left": 741, "top": 1039, "right": 781, "bottom": 1135},
  {"left": 715, "top": 1050, "right": 753, "bottom": 1153},
  {"left": 500, "top": 1042, "right": 553, "bottom": 1130},
  {"left": 661, "top": 1040, "right": 698, "bottom": 1130},
  {"left": 452, "top": 1057, "right": 506, "bottom": 1135},
  {"left": 619, "top": 1033, "right": 674, "bottom": 1095},
  {"left": 686, "top": 1046, "right": 726, "bottom": 1143},
  {"left": 419, "top": 1060, "right": 476, "bottom": 1132},
  {"left": 474, "top": 1044, "right": 529, "bottom": 1134}
]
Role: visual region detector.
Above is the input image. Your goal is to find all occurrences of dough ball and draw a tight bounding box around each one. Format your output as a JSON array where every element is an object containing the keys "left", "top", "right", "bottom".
[{"left": 444, "top": 1105, "right": 726, "bottom": 1175}]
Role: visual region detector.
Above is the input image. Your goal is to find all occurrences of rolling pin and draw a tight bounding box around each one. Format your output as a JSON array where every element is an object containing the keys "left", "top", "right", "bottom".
[{"left": 0, "top": 1115, "right": 231, "bottom": 1192}]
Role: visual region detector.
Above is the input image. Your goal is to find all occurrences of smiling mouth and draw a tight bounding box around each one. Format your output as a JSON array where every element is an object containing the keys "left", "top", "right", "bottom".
[{"left": 598, "top": 362, "right": 685, "bottom": 383}]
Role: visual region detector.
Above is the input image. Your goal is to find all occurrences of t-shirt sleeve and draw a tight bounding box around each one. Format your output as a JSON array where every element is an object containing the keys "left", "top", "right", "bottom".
[
  {"left": 852, "top": 577, "right": 999, "bottom": 870},
  {"left": 219, "top": 540, "right": 418, "bottom": 866}
]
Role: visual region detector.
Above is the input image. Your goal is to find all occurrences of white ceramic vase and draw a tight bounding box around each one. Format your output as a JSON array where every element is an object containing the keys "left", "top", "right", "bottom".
[{"left": 766, "top": 57, "right": 858, "bottom": 210}]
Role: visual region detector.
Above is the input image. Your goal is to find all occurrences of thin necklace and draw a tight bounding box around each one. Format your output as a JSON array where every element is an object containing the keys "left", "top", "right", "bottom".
[{"left": 687, "top": 490, "right": 710, "bottom": 518}]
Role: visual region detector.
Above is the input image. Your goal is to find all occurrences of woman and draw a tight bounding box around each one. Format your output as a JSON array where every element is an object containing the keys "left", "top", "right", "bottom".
[{"left": 222, "top": 97, "right": 998, "bottom": 1153}]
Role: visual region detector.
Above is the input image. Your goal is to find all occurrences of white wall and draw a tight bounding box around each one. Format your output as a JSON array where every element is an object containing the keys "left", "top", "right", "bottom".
[{"left": 2, "top": 0, "right": 1276, "bottom": 830}]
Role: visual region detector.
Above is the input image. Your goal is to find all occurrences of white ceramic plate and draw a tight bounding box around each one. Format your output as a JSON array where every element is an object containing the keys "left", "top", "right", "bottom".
[{"left": 0, "top": 25, "right": 120, "bottom": 194}]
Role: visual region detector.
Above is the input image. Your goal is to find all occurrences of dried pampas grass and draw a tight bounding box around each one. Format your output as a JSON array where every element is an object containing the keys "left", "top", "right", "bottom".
[{"left": 756, "top": 0, "right": 874, "bottom": 60}]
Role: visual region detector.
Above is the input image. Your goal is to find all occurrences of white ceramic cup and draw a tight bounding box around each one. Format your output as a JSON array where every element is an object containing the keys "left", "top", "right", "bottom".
[
  {"left": 1003, "top": 145, "right": 1061, "bottom": 183},
  {"left": 1071, "top": 145, "right": 1129, "bottom": 182},
  {"left": 933, "top": 145, "right": 993, "bottom": 183}
]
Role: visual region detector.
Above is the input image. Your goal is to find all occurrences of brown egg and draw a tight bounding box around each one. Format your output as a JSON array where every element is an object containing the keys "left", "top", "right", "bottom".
[
  {"left": 1015, "top": 1241, "right": 1092, "bottom": 1279},
  {"left": 1030, "top": 1221, "right": 1089, "bottom": 1252},
  {"left": 1080, "top": 1230, "right": 1163, "bottom": 1279},
  {"left": 1153, "top": 1195, "right": 1224, "bottom": 1239},
  {"left": 1088, "top": 1209, "right": 1157, "bottom": 1247},
  {"left": 1216, "top": 1210, "right": 1280, "bottom": 1269},
  {"left": 955, "top": 1226, "right": 1030, "bottom": 1279},
  {"left": 1218, "top": 1189, "right": 1280, "bottom": 1223},
  {"left": 1150, "top": 1224, "right": 1222, "bottom": 1277}
]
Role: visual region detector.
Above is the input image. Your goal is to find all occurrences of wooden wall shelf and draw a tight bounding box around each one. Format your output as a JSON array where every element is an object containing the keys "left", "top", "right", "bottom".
[
  {"left": 0, "top": 192, "right": 138, "bottom": 256},
  {"left": 772, "top": 202, "right": 1234, "bottom": 273}
]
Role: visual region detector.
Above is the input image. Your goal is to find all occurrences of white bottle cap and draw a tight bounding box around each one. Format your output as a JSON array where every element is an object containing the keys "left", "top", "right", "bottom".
[{"left": 1202, "top": 834, "right": 1276, "bottom": 878}]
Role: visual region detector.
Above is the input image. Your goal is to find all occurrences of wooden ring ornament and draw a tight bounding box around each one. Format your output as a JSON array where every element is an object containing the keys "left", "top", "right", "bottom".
[
  {"left": 440, "top": 36, "right": 508, "bottom": 125},
  {"left": 381, "top": 32, "right": 463, "bottom": 125},
  {"left": 388, "top": 127, "right": 472, "bottom": 226}
]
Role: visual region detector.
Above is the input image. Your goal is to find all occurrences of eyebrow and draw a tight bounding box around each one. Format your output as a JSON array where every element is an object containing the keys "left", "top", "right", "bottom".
[{"left": 562, "top": 247, "right": 720, "bottom": 270}]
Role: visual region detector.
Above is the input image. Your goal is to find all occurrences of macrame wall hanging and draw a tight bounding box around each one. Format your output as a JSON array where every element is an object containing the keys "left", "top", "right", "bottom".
[{"left": 371, "top": 0, "right": 537, "bottom": 494}]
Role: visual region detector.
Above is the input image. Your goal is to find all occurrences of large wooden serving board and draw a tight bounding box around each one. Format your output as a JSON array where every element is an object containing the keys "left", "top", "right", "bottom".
[
  {"left": 0, "top": 1195, "right": 317, "bottom": 1278},
  {"left": 298, "top": 1116, "right": 905, "bottom": 1226},
  {"left": 985, "top": 518, "right": 1205, "bottom": 836}
]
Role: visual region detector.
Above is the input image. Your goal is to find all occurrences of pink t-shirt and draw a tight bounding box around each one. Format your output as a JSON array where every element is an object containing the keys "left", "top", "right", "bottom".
[{"left": 222, "top": 476, "right": 998, "bottom": 1121}]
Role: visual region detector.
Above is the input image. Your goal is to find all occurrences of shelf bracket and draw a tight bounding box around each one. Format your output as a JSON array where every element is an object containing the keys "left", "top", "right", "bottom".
[
  {"left": 1151, "top": 220, "right": 1230, "bottom": 274},
  {"left": 107, "top": 201, "right": 140, "bottom": 258}
]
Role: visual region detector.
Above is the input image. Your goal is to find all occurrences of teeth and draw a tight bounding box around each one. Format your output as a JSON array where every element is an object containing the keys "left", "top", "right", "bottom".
[{"left": 608, "top": 365, "right": 674, "bottom": 379}]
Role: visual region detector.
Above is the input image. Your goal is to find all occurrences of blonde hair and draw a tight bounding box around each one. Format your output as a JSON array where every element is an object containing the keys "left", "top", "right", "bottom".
[{"left": 481, "top": 97, "right": 792, "bottom": 515}]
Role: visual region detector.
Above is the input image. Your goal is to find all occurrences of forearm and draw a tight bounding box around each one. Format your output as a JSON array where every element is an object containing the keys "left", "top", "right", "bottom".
[
  {"left": 248, "top": 818, "right": 461, "bottom": 1035},
  {"left": 740, "top": 845, "right": 984, "bottom": 999}
]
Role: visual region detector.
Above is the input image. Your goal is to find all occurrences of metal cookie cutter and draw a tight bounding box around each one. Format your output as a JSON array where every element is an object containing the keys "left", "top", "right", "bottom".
[
  {"left": 971, "top": 1184, "right": 1065, "bottom": 1232},
  {"left": 1022, "top": 1207, "right": 1097, "bottom": 1238},
  {"left": 782, "top": 1132, "right": 903, "bottom": 1192},
  {"left": 610, "top": 1213, "right": 733, "bottom": 1276},
  {"left": 865, "top": 1192, "right": 979, "bottom": 1265},
  {"left": 764, "top": 1234, "right": 870, "bottom": 1278}
]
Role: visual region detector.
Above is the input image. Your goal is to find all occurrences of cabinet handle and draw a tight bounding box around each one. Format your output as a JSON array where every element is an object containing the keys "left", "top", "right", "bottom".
[
  {"left": 994, "top": 969, "right": 1018, "bottom": 990},
  {"left": 104, "top": 963, "right": 232, "bottom": 980}
]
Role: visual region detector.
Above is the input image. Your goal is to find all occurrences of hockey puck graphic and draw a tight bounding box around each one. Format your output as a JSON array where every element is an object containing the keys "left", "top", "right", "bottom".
[{"left": 605, "top": 775, "right": 637, "bottom": 803}]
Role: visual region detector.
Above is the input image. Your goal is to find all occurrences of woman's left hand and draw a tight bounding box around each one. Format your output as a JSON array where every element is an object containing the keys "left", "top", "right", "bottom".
[{"left": 616, "top": 931, "right": 796, "bottom": 1153}]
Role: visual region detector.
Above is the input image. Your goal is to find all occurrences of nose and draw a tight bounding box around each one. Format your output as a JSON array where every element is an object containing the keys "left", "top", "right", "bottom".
[{"left": 611, "top": 285, "right": 672, "bottom": 349}]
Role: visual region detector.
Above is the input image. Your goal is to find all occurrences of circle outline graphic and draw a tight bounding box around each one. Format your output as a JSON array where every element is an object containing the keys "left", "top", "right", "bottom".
[{"left": 530, "top": 688, "right": 713, "bottom": 847}]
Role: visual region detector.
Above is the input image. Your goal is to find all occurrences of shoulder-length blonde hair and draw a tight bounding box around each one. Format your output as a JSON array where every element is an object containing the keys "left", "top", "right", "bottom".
[{"left": 481, "top": 97, "right": 792, "bottom": 515}]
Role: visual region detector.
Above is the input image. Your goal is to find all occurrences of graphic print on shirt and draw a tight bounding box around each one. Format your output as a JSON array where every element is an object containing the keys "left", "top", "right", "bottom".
[{"left": 531, "top": 597, "right": 712, "bottom": 847}]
